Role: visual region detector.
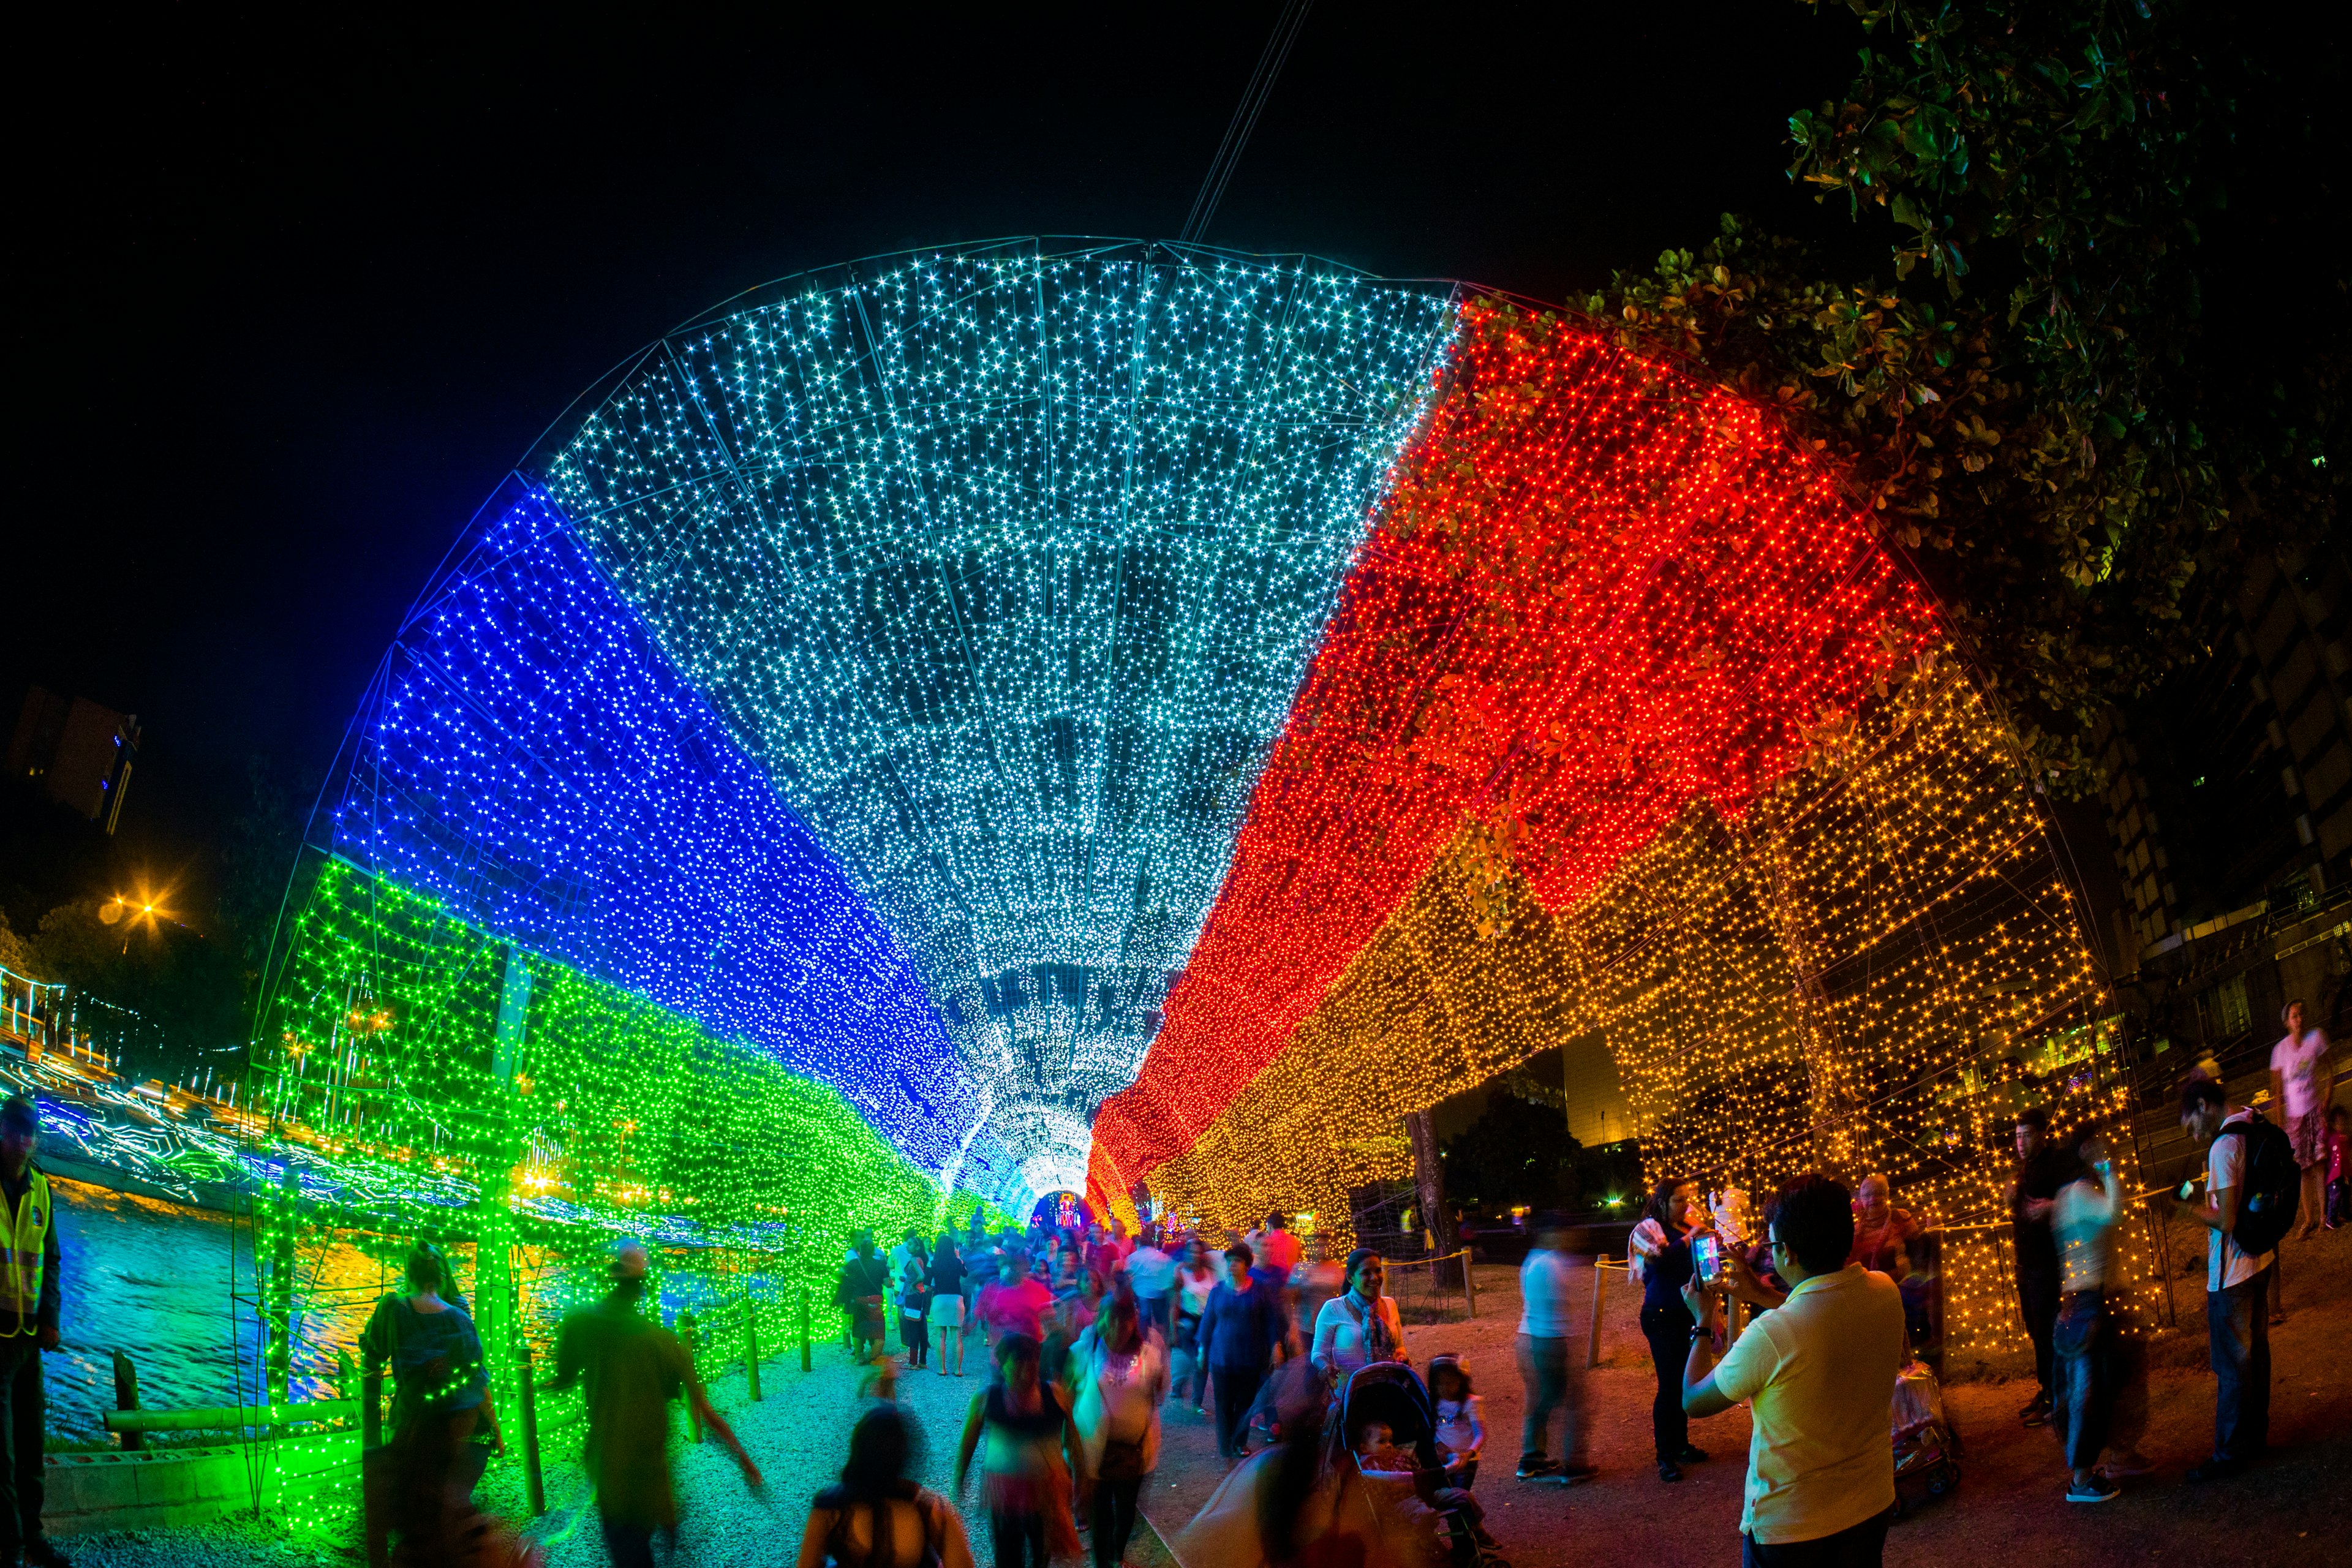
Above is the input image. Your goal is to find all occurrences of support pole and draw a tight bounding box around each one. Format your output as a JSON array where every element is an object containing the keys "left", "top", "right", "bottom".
[
  {"left": 264, "top": 1162, "right": 298, "bottom": 1409},
  {"left": 1462, "top": 1252, "right": 1477, "bottom": 1321},
  {"left": 111, "top": 1351, "right": 143, "bottom": 1452},
  {"left": 679, "top": 1311, "right": 703, "bottom": 1443},
  {"left": 801, "top": 1286, "right": 813, "bottom": 1372},
  {"left": 745, "top": 1295, "right": 764, "bottom": 1401},
  {"left": 1585, "top": 1257, "right": 1608, "bottom": 1370},
  {"left": 516, "top": 1340, "right": 546, "bottom": 1518}
]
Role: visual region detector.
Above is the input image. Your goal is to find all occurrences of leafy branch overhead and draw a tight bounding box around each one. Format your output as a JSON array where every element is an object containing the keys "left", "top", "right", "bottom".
[{"left": 1572, "top": 0, "right": 2340, "bottom": 789}]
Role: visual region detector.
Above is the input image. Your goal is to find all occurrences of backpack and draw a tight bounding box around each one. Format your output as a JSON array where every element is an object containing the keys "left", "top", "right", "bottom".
[{"left": 2216, "top": 1112, "right": 2301, "bottom": 1257}]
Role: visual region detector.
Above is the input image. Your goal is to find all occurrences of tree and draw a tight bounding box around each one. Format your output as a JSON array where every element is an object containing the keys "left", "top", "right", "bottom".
[{"left": 1567, "top": 0, "right": 2343, "bottom": 788}]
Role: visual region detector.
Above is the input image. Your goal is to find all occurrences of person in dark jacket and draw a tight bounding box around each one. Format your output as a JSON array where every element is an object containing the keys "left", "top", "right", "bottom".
[
  {"left": 2010, "top": 1107, "right": 2082, "bottom": 1427},
  {"left": 1196, "top": 1243, "right": 1285, "bottom": 1458},
  {"left": 0, "top": 1096, "right": 65, "bottom": 1568}
]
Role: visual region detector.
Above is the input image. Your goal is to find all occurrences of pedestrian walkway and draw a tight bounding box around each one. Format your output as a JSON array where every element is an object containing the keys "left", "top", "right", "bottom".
[{"left": 481, "top": 1338, "right": 1181, "bottom": 1568}]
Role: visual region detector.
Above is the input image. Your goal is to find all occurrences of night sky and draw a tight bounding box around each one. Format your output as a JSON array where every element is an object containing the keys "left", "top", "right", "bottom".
[{"left": 9, "top": 3, "right": 1872, "bottom": 922}]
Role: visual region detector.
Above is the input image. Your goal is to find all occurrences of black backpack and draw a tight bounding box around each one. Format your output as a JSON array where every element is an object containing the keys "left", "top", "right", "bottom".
[{"left": 2215, "top": 1113, "right": 2301, "bottom": 1257}]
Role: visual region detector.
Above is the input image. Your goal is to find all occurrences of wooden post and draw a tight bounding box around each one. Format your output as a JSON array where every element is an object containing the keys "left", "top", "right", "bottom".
[
  {"left": 679, "top": 1311, "right": 703, "bottom": 1442},
  {"left": 1585, "top": 1257, "right": 1608, "bottom": 1370},
  {"left": 745, "top": 1295, "right": 764, "bottom": 1401},
  {"left": 800, "top": 1286, "right": 812, "bottom": 1372},
  {"left": 516, "top": 1340, "right": 546, "bottom": 1518},
  {"left": 111, "top": 1351, "right": 143, "bottom": 1451},
  {"left": 1461, "top": 1253, "right": 1477, "bottom": 1321}
]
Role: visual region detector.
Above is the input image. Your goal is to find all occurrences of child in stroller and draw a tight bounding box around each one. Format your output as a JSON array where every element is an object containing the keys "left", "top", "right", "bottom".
[{"left": 1332, "top": 1363, "right": 1507, "bottom": 1567}]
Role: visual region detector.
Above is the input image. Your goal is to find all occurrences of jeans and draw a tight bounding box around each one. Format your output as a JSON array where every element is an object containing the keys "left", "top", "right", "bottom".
[
  {"left": 0, "top": 1339, "right": 45, "bottom": 1561},
  {"left": 1639, "top": 1301, "right": 1694, "bottom": 1462},
  {"left": 2017, "top": 1264, "right": 2060, "bottom": 1400},
  {"left": 2208, "top": 1266, "right": 2271, "bottom": 1463},
  {"left": 1211, "top": 1365, "right": 1264, "bottom": 1456},
  {"left": 2053, "top": 1290, "right": 2110, "bottom": 1470},
  {"left": 1515, "top": 1332, "right": 1585, "bottom": 1463},
  {"left": 1092, "top": 1475, "right": 1144, "bottom": 1567},
  {"left": 990, "top": 1507, "right": 1049, "bottom": 1567},
  {"left": 1740, "top": 1506, "right": 1893, "bottom": 1566},
  {"left": 598, "top": 1511, "right": 657, "bottom": 1568}
]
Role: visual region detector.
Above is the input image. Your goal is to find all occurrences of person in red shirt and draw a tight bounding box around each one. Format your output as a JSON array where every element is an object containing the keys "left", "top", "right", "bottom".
[
  {"left": 1251, "top": 1212, "right": 1303, "bottom": 1279},
  {"left": 978, "top": 1253, "right": 1055, "bottom": 1348}
]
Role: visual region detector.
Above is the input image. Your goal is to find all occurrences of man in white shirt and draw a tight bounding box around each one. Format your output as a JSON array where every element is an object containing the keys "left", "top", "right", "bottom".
[
  {"left": 1513, "top": 1213, "right": 1594, "bottom": 1482},
  {"left": 1123, "top": 1228, "right": 1177, "bottom": 1341},
  {"left": 2270, "top": 999, "right": 2335, "bottom": 1242},
  {"left": 1679, "top": 1174, "right": 1905, "bottom": 1564},
  {"left": 2177, "top": 1079, "right": 2275, "bottom": 1482}
]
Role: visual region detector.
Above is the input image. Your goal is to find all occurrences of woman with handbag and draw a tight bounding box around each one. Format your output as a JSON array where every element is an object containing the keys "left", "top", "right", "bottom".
[{"left": 1074, "top": 1286, "right": 1167, "bottom": 1568}]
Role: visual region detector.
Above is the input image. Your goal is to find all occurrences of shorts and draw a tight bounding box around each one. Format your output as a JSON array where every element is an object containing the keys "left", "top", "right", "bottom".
[
  {"left": 929, "top": 1295, "right": 966, "bottom": 1327},
  {"left": 2290, "top": 1103, "right": 2327, "bottom": 1169}
]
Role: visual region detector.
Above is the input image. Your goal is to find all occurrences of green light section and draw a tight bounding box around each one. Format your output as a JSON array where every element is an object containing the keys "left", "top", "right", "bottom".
[{"left": 263, "top": 859, "right": 1005, "bottom": 1265}]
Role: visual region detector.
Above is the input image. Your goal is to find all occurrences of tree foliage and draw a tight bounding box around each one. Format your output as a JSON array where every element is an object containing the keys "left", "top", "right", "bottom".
[{"left": 1571, "top": 0, "right": 2342, "bottom": 786}]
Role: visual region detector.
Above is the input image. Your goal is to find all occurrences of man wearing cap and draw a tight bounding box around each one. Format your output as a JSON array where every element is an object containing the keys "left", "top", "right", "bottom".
[
  {"left": 545, "top": 1242, "right": 761, "bottom": 1567},
  {"left": 0, "top": 1097, "right": 66, "bottom": 1568}
]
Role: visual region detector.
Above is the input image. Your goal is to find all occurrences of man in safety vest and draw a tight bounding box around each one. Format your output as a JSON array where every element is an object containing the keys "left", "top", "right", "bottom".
[{"left": 0, "top": 1096, "right": 65, "bottom": 1568}]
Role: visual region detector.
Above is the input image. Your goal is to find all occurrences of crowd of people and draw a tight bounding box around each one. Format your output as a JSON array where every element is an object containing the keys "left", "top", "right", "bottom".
[{"left": 327, "top": 997, "right": 2341, "bottom": 1568}]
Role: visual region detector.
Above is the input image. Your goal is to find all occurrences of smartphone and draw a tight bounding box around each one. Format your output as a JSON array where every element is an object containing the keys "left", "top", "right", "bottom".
[{"left": 1693, "top": 1233, "right": 1723, "bottom": 1284}]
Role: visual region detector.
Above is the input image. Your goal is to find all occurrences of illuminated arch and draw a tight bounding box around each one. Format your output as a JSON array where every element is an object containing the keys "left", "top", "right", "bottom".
[{"left": 260, "top": 248, "right": 2123, "bottom": 1346}]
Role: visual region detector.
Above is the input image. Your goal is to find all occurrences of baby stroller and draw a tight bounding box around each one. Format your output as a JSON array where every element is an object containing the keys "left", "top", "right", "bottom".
[
  {"left": 1889, "top": 1355, "right": 1961, "bottom": 1517},
  {"left": 1327, "top": 1362, "right": 1507, "bottom": 1568}
]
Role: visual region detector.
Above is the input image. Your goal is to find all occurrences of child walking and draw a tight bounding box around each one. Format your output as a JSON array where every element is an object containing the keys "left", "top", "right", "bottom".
[
  {"left": 1428, "top": 1354, "right": 1487, "bottom": 1488},
  {"left": 956, "top": 1333, "right": 1079, "bottom": 1568}
]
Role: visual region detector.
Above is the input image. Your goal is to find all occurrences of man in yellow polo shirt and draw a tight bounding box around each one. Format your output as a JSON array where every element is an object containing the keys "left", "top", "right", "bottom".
[
  {"left": 0, "top": 1096, "right": 66, "bottom": 1568},
  {"left": 1679, "top": 1172, "right": 1906, "bottom": 1566}
]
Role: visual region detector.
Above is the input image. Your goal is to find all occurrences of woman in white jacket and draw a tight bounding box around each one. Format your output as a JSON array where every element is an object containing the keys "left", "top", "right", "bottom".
[{"left": 1076, "top": 1286, "right": 1167, "bottom": 1568}]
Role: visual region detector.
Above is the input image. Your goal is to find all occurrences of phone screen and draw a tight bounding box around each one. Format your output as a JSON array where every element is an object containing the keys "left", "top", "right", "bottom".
[{"left": 1694, "top": 1234, "right": 1721, "bottom": 1283}]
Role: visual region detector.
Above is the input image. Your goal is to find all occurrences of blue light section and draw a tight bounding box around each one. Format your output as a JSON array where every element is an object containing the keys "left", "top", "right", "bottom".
[
  {"left": 534, "top": 241, "right": 1457, "bottom": 1193},
  {"left": 325, "top": 482, "right": 1028, "bottom": 1210}
]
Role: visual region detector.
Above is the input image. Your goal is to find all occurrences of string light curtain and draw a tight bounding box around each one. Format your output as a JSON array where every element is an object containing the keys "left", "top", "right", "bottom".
[
  {"left": 533, "top": 241, "right": 1456, "bottom": 1195},
  {"left": 1088, "top": 304, "right": 2128, "bottom": 1351}
]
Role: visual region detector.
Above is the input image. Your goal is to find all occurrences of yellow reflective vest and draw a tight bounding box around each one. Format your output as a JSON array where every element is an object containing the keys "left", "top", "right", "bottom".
[{"left": 1, "top": 1166, "right": 52, "bottom": 1336}]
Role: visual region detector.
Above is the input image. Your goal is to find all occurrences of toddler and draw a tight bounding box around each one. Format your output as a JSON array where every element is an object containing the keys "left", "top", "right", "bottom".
[
  {"left": 1427, "top": 1354, "right": 1485, "bottom": 1488},
  {"left": 2328, "top": 1104, "right": 2349, "bottom": 1228}
]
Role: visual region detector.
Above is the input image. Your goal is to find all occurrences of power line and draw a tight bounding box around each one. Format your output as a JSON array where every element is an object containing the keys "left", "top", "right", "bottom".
[{"left": 1178, "top": 0, "right": 1316, "bottom": 245}]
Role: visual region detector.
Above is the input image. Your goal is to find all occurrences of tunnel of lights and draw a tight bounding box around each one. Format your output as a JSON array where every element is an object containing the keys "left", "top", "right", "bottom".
[{"left": 255, "top": 239, "right": 2136, "bottom": 1359}]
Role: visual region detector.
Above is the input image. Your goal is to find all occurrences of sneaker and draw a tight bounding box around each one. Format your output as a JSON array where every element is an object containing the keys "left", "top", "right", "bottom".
[
  {"left": 2021, "top": 1402, "right": 2050, "bottom": 1428},
  {"left": 2067, "top": 1476, "right": 2121, "bottom": 1504},
  {"left": 1515, "top": 1455, "right": 1563, "bottom": 1480},
  {"left": 1658, "top": 1461, "right": 1683, "bottom": 1483},
  {"left": 1558, "top": 1462, "right": 1599, "bottom": 1482},
  {"left": 1672, "top": 1444, "right": 1709, "bottom": 1464},
  {"left": 2018, "top": 1394, "right": 2049, "bottom": 1420}
]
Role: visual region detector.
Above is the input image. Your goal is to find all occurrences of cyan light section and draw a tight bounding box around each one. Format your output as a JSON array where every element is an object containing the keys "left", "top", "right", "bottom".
[{"left": 535, "top": 241, "right": 1457, "bottom": 1192}]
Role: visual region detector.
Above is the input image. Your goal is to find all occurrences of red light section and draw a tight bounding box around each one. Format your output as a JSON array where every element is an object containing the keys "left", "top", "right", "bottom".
[{"left": 1089, "top": 309, "right": 1932, "bottom": 1202}]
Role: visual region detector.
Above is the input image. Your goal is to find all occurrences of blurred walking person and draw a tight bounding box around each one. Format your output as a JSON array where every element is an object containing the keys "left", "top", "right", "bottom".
[
  {"left": 2050, "top": 1126, "right": 2148, "bottom": 1502},
  {"left": 796, "top": 1403, "right": 976, "bottom": 1568},
  {"left": 1075, "top": 1287, "right": 1167, "bottom": 1568},
  {"left": 1517, "top": 1212, "right": 1596, "bottom": 1483},
  {"left": 1197, "top": 1243, "right": 1284, "bottom": 1460},
  {"left": 545, "top": 1243, "right": 761, "bottom": 1568}
]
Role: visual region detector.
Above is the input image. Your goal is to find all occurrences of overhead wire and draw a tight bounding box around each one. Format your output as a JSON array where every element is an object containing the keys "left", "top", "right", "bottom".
[{"left": 1178, "top": 0, "right": 1316, "bottom": 244}]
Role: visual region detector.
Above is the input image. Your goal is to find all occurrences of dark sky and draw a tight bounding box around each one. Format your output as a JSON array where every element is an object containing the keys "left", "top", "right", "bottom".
[{"left": 9, "top": 2, "right": 1869, "bottom": 919}]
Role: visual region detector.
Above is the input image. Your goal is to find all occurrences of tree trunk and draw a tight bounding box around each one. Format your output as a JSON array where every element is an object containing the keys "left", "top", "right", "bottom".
[{"left": 1405, "top": 1110, "right": 1461, "bottom": 1286}]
